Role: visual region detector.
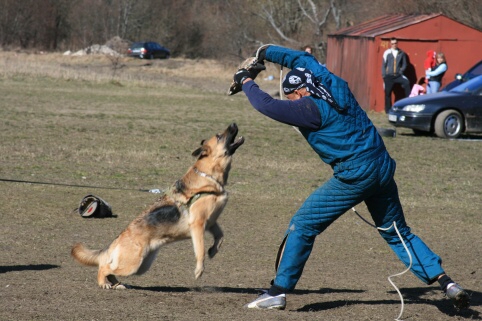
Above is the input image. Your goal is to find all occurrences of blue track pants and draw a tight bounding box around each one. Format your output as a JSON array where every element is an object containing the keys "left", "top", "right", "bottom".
[{"left": 273, "top": 151, "right": 444, "bottom": 291}]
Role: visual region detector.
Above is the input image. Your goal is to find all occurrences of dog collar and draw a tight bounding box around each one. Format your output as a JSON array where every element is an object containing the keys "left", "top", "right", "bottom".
[{"left": 193, "top": 167, "right": 224, "bottom": 190}]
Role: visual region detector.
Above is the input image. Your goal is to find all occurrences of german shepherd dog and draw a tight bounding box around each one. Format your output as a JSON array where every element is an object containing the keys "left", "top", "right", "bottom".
[{"left": 71, "top": 123, "right": 244, "bottom": 289}]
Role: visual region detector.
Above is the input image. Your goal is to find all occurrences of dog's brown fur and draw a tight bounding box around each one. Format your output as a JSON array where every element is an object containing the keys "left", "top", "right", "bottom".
[{"left": 71, "top": 123, "right": 244, "bottom": 289}]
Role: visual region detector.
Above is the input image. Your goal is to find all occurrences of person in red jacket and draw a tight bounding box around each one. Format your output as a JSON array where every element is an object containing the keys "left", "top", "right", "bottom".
[{"left": 424, "top": 50, "right": 437, "bottom": 80}]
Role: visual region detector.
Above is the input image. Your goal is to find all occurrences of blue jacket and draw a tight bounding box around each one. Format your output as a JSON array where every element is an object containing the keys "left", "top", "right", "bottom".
[{"left": 246, "top": 45, "right": 385, "bottom": 171}]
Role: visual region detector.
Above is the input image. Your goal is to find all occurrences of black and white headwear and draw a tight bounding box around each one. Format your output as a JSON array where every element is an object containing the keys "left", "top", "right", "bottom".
[{"left": 282, "top": 67, "right": 345, "bottom": 113}]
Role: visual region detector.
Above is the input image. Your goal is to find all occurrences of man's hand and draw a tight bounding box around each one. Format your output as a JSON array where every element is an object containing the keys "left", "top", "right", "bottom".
[
  {"left": 228, "top": 56, "right": 266, "bottom": 95},
  {"left": 233, "top": 68, "right": 253, "bottom": 86}
]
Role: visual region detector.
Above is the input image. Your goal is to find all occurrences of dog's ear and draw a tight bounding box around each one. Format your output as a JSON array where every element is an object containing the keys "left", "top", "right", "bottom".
[
  {"left": 192, "top": 140, "right": 205, "bottom": 157},
  {"left": 192, "top": 146, "right": 203, "bottom": 157},
  {"left": 192, "top": 145, "right": 211, "bottom": 158}
]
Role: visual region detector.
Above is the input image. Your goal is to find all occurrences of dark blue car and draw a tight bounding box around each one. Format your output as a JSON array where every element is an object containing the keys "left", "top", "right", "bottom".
[
  {"left": 441, "top": 60, "right": 482, "bottom": 91},
  {"left": 388, "top": 75, "right": 482, "bottom": 138},
  {"left": 127, "top": 41, "right": 170, "bottom": 59}
]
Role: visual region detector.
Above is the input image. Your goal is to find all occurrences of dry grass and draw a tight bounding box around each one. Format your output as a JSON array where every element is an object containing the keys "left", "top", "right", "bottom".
[
  {"left": 1, "top": 51, "right": 480, "bottom": 223},
  {"left": 0, "top": 51, "right": 281, "bottom": 93},
  {"left": 1, "top": 51, "right": 480, "bottom": 219}
]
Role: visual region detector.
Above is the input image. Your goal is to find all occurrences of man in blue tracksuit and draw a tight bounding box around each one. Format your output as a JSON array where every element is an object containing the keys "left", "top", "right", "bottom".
[{"left": 231, "top": 45, "right": 469, "bottom": 311}]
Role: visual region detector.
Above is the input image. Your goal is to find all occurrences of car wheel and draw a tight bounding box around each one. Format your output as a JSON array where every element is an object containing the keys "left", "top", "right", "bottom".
[
  {"left": 149, "top": 54, "right": 154, "bottom": 60},
  {"left": 434, "top": 109, "right": 463, "bottom": 139}
]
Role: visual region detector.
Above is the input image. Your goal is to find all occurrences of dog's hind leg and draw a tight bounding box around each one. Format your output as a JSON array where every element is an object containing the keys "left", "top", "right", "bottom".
[
  {"left": 207, "top": 222, "right": 224, "bottom": 258},
  {"left": 97, "top": 245, "right": 150, "bottom": 289},
  {"left": 97, "top": 265, "right": 115, "bottom": 289}
]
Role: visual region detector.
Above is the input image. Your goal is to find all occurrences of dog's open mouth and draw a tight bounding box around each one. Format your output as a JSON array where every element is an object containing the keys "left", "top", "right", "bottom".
[
  {"left": 229, "top": 136, "right": 245, "bottom": 151},
  {"left": 226, "top": 123, "right": 244, "bottom": 154}
]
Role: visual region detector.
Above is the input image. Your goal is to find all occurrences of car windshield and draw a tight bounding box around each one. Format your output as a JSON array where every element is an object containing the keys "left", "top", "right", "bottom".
[
  {"left": 131, "top": 42, "right": 144, "bottom": 49},
  {"left": 466, "top": 61, "right": 482, "bottom": 79},
  {"left": 450, "top": 75, "right": 482, "bottom": 93}
]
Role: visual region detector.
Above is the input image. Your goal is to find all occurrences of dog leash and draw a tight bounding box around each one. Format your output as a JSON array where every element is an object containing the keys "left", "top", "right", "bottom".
[
  {"left": 0, "top": 177, "right": 162, "bottom": 193},
  {"left": 351, "top": 207, "right": 412, "bottom": 321}
]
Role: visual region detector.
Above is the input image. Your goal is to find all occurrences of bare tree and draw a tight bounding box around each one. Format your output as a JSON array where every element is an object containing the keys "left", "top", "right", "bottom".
[
  {"left": 1, "top": 0, "right": 480, "bottom": 58},
  {"left": 117, "top": 0, "right": 136, "bottom": 39},
  {"left": 396, "top": 0, "right": 482, "bottom": 30},
  {"left": 244, "top": 0, "right": 344, "bottom": 61},
  {"left": 0, "top": 0, "right": 38, "bottom": 48},
  {"left": 46, "top": 0, "right": 72, "bottom": 50}
]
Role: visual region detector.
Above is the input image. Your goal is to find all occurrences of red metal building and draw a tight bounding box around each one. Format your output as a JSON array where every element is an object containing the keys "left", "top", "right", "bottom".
[{"left": 327, "top": 13, "right": 482, "bottom": 112}]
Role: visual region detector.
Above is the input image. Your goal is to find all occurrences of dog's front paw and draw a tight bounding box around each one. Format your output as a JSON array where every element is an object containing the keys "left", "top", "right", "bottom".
[
  {"left": 208, "top": 238, "right": 223, "bottom": 259},
  {"left": 208, "top": 246, "right": 217, "bottom": 258},
  {"left": 194, "top": 265, "right": 204, "bottom": 279}
]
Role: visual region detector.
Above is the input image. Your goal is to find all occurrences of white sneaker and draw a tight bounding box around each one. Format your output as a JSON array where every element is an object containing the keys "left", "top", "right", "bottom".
[{"left": 244, "top": 291, "right": 286, "bottom": 310}]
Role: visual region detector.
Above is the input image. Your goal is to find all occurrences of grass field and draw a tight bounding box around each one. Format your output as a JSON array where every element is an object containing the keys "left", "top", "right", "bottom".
[{"left": 0, "top": 52, "right": 480, "bottom": 320}]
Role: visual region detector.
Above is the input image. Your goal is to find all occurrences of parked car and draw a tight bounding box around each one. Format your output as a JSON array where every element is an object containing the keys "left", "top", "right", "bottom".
[
  {"left": 441, "top": 59, "right": 482, "bottom": 91},
  {"left": 127, "top": 42, "right": 170, "bottom": 59},
  {"left": 388, "top": 75, "right": 482, "bottom": 139}
]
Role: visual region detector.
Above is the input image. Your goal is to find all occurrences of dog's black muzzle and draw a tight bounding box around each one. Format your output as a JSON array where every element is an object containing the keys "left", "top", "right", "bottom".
[{"left": 225, "top": 123, "right": 244, "bottom": 155}]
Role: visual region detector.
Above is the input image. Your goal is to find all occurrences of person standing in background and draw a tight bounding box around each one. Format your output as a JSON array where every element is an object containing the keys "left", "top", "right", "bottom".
[
  {"left": 426, "top": 53, "right": 447, "bottom": 94},
  {"left": 303, "top": 45, "right": 313, "bottom": 54},
  {"left": 382, "top": 38, "right": 410, "bottom": 113}
]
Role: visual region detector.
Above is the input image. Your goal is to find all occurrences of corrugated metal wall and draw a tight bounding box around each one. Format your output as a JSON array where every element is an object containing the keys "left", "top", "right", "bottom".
[
  {"left": 327, "top": 14, "right": 482, "bottom": 112},
  {"left": 328, "top": 36, "right": 375, "bottom": 110}
]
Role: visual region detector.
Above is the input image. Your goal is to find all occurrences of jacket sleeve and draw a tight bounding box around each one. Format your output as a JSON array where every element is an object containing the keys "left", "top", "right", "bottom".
[
  {"left": 265, "top": 46, "right": 332, "bottom": 85},
  {"left": 400, "top": 52, "right": 407, "bottom": 74},
  {"left": 426, "top": 63, "right": 447, "bottom": 77},
  {"left": 381, "top": 50, "right": 388, "bottom": 78},
  {"left": 242, "top": 80, "right": 321, "bottom": 130},
  {"left": 265, "top": 45, "right": 353, "bottom": 111}
]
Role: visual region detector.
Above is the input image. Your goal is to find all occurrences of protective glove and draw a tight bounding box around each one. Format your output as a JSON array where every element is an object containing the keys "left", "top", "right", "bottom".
[
  {"left": 249, "top": 60, "right": 266, "bottom": 79},
  {"left": 252, "top": 45, "right": 269, "bottom": 62},
  {"left": 227, "top": 56, "right": 266, "bottom": 95},
  {"left": 233, "top": 62, "right": 266, "bottom": 86},
  {"left": 233, "top": 68, "right": 253, "bottom": 86}
]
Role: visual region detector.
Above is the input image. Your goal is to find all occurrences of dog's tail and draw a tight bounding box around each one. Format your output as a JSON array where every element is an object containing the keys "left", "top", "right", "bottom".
[{"left": 71, "top": 243, "right": 102, "bottom": 267}]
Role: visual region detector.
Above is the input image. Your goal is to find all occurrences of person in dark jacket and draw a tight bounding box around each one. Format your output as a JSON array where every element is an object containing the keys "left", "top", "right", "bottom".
[
  {"left": 382, "top": 38, "right": 411, "bottom": 113},
  {"left": 232, "top": 45, "right": 470, "bottom": 312}
]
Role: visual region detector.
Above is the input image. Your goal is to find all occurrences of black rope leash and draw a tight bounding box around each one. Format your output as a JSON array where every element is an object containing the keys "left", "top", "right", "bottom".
[{"left": 0, "top": 177, "right": 162, "bottom": 193}]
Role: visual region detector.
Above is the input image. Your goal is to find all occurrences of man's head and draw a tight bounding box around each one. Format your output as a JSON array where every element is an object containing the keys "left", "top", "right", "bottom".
[
  {"left": 282, "top": 68, "right": 315, "bottom": 100},
  {"left": 282, "top": 67, "right": 344, "bottom": 112},
  {"left": 390, "top": 38, "right": 398, "bottom": 50},
  {"left": 303, "top": 45, "right": 313, "bottom": 54}
]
